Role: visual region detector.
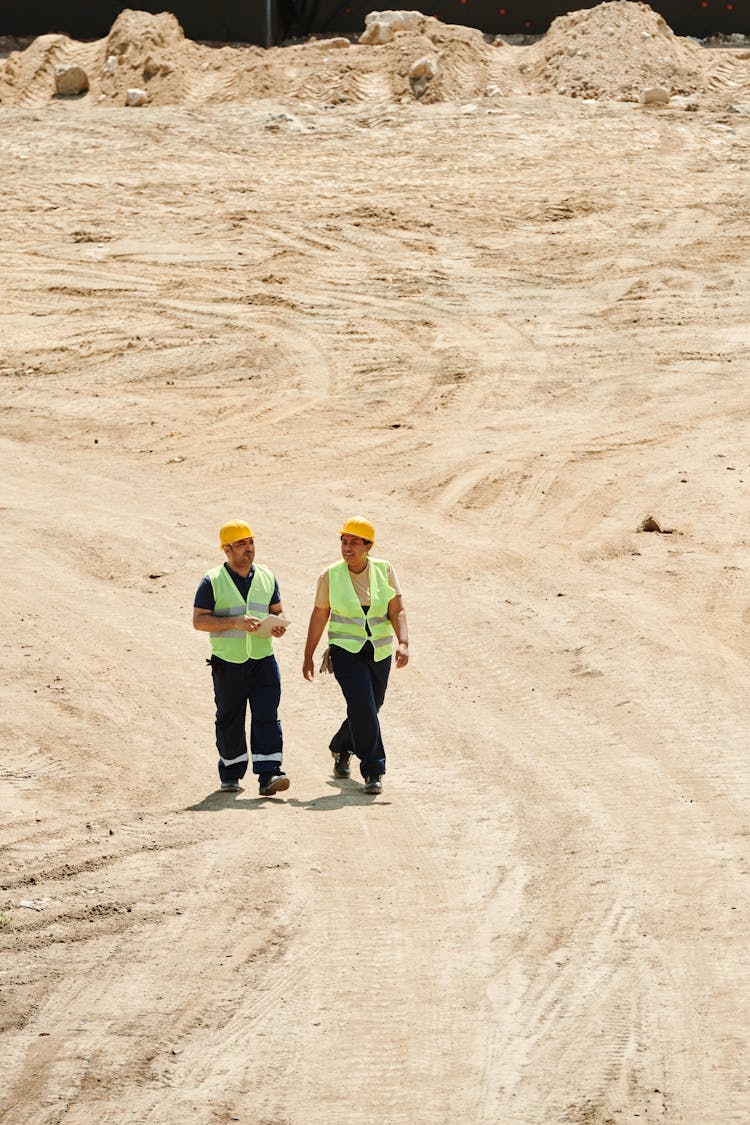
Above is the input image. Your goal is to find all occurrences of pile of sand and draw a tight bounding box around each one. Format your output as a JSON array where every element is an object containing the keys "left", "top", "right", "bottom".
[
  {"left": 99, "top": 9, "right": 190, "bottom": 103},
  {"left": 0, "top": 3, "right": 748, "bottom": 109},
  {"left": 0, "top": 32, "right": 72, "bottom": 105},
  {"left": 519, "top": 1, "right": 705, "bottom": 100}
]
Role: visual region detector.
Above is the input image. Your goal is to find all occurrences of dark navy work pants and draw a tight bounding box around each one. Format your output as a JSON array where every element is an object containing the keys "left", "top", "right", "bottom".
[
  {"left": 329, "top": 642, "right": 391, "bottom": 780},
  {"left": 210, "top": 654, "right": 283, "bottom": 783}
]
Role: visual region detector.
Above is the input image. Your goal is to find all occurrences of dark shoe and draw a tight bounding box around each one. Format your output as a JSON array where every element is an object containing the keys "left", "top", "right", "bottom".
[
  {"left": 332, "top": 750, "right": 351, "bottom": 779},
  {"left": 220, "top": 780, "right": 241, "bottom": 793},
  {"left": 259, "top": 773, "right": 290, "bottom": 796},
  {"left": 363, "top": 776, "right": 382, "bottom": 795}
]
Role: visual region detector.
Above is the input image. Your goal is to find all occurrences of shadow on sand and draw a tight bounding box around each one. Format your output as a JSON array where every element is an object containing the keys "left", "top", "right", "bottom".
[{"left": 184, "top": 780, "right": 389, "bottom": 812}]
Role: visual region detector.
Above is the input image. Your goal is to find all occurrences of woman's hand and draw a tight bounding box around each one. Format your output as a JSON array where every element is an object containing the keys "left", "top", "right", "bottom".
[{"left": 394, "top": 642, "right": 409, "bottom": 668}]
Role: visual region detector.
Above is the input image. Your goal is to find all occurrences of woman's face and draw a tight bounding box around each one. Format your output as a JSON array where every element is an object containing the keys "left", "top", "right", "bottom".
[{"left": 340, "top": 534, "right": 371, "bottom": 571}]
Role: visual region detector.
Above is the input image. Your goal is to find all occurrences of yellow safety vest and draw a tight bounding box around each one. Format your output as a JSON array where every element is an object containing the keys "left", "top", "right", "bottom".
[
  {"left": 328, "top": 558, "right": 395, "bottom": 662},
  {"left": 207, "top": 563, "right": 276, "bottom": 663}
]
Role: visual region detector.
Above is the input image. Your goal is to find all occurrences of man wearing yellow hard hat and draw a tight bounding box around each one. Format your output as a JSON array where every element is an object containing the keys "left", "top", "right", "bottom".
[
  {"left": 193, "top": 519, "right": 289, "bottom": 796},
  {"left": 302, "top": 516, "right": 409, "bottom": 795}
]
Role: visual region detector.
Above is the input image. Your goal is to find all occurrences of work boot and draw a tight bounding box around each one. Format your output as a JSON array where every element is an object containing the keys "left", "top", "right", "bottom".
[
  {"left": 332, "top": 750, "right": 351, "bottom": 779},
  {"left": 363, "top": 776, "right": 382, "bottom": 795},
  {"left": 259, "top": 773, "right": 290, "bottom": 796}
]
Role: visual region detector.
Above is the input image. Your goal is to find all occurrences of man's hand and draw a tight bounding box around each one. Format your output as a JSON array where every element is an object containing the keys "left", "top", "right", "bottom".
[
  {"left": 242, "top": 616, "right": 261, "bottom": 633},
  {"left": 394, "top": 642, "right": 409, "bottom": 669},
  {"left": 302, "top": 655, "right": 315, "bottom": 682}
]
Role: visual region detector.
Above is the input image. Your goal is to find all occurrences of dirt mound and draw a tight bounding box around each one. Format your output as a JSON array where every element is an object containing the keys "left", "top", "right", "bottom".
[
  {"left": 0, "top": 32, "right": 71, "bottom": 105},
  {"left": 249, "top": 21, "right": 498, "bottom": 105},
  {"left": 521, "top": 1, "right": 704, "bottom": 100},
  {"left": 106, "top": 7, "right": 184, "bottom": 56},
  {"left": 0, "top": 10, "right": 198, "bottom": 107},
  {"left": 0, "top": 3, "right": 748, "bottom": 109},
  {"left": 100, "top": 9, "right": 192, "bottom": 104},
  {"left": 402, "top": 20, "right": 499, "bottom": 103}
]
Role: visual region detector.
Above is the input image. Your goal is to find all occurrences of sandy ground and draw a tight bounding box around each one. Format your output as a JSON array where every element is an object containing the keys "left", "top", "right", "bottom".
[{"left": 1, "top": 4, "right": 750, "bottom": 1124}]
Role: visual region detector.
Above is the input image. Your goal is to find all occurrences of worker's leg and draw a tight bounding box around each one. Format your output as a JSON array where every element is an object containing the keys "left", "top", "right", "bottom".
[
  {"left": 369, "top": 651, "right": 391, "bottom": 715},
  {"left": 211, "top": 656, "right": 250, "bottom": 784},
  {"left": 329, "top": 718, "right": 353, "bottom": 756},
  {"left": 247, "top": 654, "right": 283, "bottom": 782},
  {"left": 329, "top": 647, "right": 391, "bottom": 759},
  {"left": 330, "top": 643, "right": 391, "bottom": 779}
]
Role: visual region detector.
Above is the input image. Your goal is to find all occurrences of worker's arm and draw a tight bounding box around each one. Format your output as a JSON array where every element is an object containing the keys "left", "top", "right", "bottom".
[
  {"left": 303, "top": 606, "right": 330, "bottom": 681},
  {"left": 388, "top": 595, "right": 409, "bottom": 668},
  {"left": 192, "top": 606, "right": 286, "bottom": 636},
  {"left": 193, "top": 607, "right": 260, "bottom": 633}
]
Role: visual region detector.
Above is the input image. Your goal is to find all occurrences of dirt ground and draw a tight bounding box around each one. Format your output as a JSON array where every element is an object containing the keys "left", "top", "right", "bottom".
[{"left": 1, "top": 4, "right": 749, "bottom": 1123}]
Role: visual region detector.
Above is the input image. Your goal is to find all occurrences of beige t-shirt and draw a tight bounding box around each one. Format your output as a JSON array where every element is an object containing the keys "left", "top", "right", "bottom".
[{"left": 315, "top": 559, "right": 402, "bottom": 610}]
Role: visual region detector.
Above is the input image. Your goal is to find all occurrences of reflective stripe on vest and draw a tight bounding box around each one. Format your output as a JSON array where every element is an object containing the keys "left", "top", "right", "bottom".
[
  {"left": 207, "top": 563, "right": 277, "bottom": 663},
  {"left": 327, "top": 558, "right": 395, "bottom": 662},
  {"left": 330, "top": 612, "right": 365, "bottom": 626}
]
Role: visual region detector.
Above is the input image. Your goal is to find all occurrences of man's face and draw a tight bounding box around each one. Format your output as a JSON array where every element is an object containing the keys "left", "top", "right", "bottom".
[{"left": 225, "top": 536, "right": 255, "bottom": 570}]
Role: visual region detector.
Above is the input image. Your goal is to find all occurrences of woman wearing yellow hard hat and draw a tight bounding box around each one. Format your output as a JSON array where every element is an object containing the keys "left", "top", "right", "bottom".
[{"left": 303, "top": 517, "right": 409, "bottom": 794}]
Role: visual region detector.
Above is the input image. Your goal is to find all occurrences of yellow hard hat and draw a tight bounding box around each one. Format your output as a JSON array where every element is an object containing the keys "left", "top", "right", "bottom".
[
  {"left": 339, "top": 516, "right": 375, "bottom": 543},
  {"left": 219, "top": 519, "right": 254, "bottom": 547}
]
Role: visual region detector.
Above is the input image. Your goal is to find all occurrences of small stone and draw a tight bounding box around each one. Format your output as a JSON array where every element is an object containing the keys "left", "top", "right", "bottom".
[
  {"left": 409, "top": 54, "right": 438, "bottom": 98},
  {"left": 309, "top": 36, "right": 350, "bottom": 49},
  {"left": 409, "top": 54, "right": 438, "bottom": 81},
  {"left": 360, "top": 10, "right": 423, "bottom": 45},
  {"left": 264, "top": 112, "right": 303, "bottom": 132},
  {"left": 125, "top": 88, "right": 148, "bottom": 107},
  {"left": 639, "top": 86, "right": 670, "bottom": 106},
  {"left": 637, "top": 514, "right": 675, "bottom": 534},
  {"left": 55, "top": 65, "right": 89, "bottom": 97}
]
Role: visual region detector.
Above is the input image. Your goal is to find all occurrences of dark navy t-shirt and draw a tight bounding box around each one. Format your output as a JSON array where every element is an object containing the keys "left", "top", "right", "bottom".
[{"left": 194, "top": 563, "right": 281, "bottom": 611}]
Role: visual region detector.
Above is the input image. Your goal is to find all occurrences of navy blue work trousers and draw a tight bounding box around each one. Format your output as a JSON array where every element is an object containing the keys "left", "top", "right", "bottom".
[
  {"left": 210, "top": 654, "right": 283, "bottom": 782},
  {"left": 329, "top": 642, "right": 391, "bottom": 779}
]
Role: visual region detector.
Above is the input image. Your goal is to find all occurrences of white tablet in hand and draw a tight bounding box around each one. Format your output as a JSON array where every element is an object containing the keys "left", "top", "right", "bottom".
[{"left": 251, "top": 614, "right": 290, "bottom": 638}]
